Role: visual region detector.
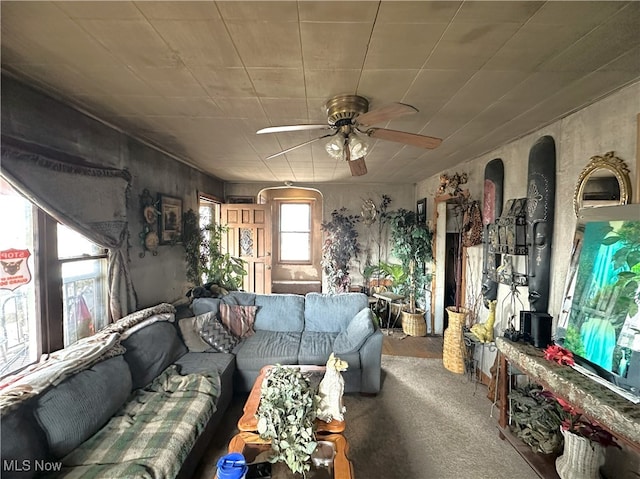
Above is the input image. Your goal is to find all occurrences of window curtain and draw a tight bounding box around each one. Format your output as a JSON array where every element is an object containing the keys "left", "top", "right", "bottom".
[{"left": 1, "top": 137, "right": 137, "bottom": 320}]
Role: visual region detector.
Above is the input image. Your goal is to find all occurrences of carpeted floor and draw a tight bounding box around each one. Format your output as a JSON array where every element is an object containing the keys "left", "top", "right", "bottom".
[{"left": 194, "top": 356, "right": 539, "bottom": 479}]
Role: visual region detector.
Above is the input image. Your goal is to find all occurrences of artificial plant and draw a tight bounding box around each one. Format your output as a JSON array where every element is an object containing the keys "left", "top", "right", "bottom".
[
  {"left": 387, "top": 208, "right": 433, "bottom": 313},
  {"left": 321, "top": 207, "right": 361, "bottom": 293},
  {"left": 182, "top": 208, "right": 247, "bottom": 291},
  {"left": 256, "top": 366, "right": 318, "bottom": 476}
]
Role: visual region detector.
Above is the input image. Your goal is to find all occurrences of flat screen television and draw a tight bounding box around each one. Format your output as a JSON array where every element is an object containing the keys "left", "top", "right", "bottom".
[{"left": 556, "top": 204, "right": 640, "bottom": 403}]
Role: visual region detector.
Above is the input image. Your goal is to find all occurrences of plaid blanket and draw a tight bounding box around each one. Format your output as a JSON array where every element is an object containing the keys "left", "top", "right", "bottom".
[{"left": 55, "top": 365, "right": 220, "bottom": 479}]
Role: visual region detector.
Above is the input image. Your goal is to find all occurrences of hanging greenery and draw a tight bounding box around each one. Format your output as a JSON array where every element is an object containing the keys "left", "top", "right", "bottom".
[
  {"left": 182, "top": 209, "right": 247, "bottom": 291},
  {"left": 321, "top": 208, "right": 361, "bottom": 293}
]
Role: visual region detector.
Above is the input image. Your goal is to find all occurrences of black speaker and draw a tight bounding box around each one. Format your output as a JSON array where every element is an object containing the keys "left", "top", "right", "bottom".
[{"left": 519, "top": 311, "right": 553, "bottom": 348}]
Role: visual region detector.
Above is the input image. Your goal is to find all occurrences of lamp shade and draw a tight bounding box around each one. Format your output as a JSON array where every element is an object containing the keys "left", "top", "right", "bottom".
[
  {"left": 348, "top": 132, "right": 369, "bottom": 159},
  {"left": 325, "top": 134, "right": 345, "bottom": 159}
]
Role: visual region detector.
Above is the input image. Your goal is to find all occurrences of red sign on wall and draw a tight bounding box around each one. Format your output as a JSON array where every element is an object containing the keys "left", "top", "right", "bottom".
[{"left": 0, "top": 248, "right": 32, "bottom": 291}]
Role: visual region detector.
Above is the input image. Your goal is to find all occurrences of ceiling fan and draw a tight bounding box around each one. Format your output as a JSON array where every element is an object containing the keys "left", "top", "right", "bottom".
[{"left": 256, "top": 94, "right": 442, "bottom": 176}]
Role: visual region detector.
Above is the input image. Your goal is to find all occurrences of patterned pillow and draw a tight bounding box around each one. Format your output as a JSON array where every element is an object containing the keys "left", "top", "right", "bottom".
[
  {"left": 199, "top": 316, "right": 240, "bottom": 353},
  {"left": 219, "top": 303, "right": 258, "bottom": 338}
]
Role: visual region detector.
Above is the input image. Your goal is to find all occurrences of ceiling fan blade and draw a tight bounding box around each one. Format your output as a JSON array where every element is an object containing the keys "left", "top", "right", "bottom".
[
  {"left": 367, "top": 128, "right": 442, "bottom": 149},
  {"left": 264, "top": 132, "right": 336, "bottom": 160},
  {"left": 257, "top": 124, "right": 331, "bottom": 134},
  {"left": 355, "top": 103, "right": 418, "bottom": 127},
  {"left": 348, "top": 158, "right": 368, "bottom": 176}
]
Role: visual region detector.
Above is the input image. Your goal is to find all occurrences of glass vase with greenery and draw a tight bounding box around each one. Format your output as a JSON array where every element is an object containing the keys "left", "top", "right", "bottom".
[{"left": 321, "top": 208, "right": 361, "bottom": 293}]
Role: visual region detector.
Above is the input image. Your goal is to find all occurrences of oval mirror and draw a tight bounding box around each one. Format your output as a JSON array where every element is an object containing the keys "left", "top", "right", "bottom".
[{"left": 573, "top": 151, "right": 632, "bottom": 216}]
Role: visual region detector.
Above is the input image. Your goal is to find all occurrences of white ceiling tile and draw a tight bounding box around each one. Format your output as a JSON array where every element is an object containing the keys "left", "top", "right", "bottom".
[
  {"left": 134, "top": 1, "right": 220, "bottom": 20},
  {"left": 226, "top": 20, "right": 302, "bottom": 68},
  {"left": 189, "top": 66, "right": 255, "bottom": 97},
  {"left": 151, "top": 19, "right": 242, "bottom": 67},
  {"left": 57, "top": 1, "right": 143, "bottom": 19},
  {"left": 216, "top": 2, "right": 298, "bottom": 21},
  {"left": 357, "top": 70, "right": 420, "bottom": 105},
  {"left": 77, "top": 19, "right": 178, "bottom": 67},
  {"left": 426, "top": 23, "right": 521, "bottom": 70},
  {"left": 129, "top": 66, "right": 208, "bottom": 97},
  {"left": 454, "top": 1, "right": 543, "bottom": 24},
  {"left": 376, "top": 2, "right": 461, "bottom": 24},
  {"left": 301, "top": 22, "right": 372, "bottom": 70},
  {"left": 304, "top": 70, "right": 361, "bottom": 100},
  {"left": 247, "top": 68, "right": 306, "bottom": 98},
  {"left": 365, "top": 23, "right": 447, "bottom": 69},
  {"left": 299, "top": 1, "right": 378, "bottom": 22}
]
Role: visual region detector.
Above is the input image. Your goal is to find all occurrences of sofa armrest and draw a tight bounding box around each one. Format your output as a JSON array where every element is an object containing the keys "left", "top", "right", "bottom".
[{"left": 358, "top": 328, "right": 383, "bottom": 394}]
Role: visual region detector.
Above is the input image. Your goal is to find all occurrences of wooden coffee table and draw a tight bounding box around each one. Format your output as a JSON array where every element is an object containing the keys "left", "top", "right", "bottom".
[
  {"left": 238, "top": 365, "right": 345, "bottom": 434},
  {"left": 222, "top": 432, "right": 354, "bottom": 479}
]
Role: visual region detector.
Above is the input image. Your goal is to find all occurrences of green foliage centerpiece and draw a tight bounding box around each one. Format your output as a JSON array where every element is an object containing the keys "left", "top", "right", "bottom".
[{"left": 256, "top": 366, "right": 319, "bottom": 476}]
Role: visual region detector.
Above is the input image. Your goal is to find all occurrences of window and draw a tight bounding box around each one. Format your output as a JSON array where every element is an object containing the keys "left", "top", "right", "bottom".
[
  {"left": 0, "top": 176, "right": 109, "bottom": 376},
  {"left": 279, "top": 203, "right": 311, "bottom": 262},
  {"left": 57, "top": 225, "right": 108, "bottom": 347}
]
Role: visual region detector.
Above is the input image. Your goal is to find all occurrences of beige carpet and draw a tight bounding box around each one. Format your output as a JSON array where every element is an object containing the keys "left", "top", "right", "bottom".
[{"left": 195, "top": 356, "right": 539, "bottom": 479}]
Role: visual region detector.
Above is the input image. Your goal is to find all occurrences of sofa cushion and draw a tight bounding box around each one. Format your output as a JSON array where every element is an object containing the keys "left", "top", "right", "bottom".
[
  {"left": 191, "top": 297, "right": 223, "bottom": 317},
  {"left": 304, "top": 293, "right": 369, "bottom": 332},
  {"left": 298, "top": 331, "right": 361, "bottom": 369},
  {"left": 34, "top": 355, "right": 132, "bottom": 459},
  {"left": 122, "top": 321, "right": 187, "bottom": 389},
  {"left": 223, "top": 291, "right": 256, "bottom": 306},
  {"left": 1, "top": 402, "right": 50, "bottom": 477},
  {"left": 178, "top": 313, "right": 215, "bottom": 352},
  {"left": 254, "top": 293, "right": 305, "bottom": 332},
  {"left": 234, "top": 330, "right": 301, "bottom": 370},
  {"left": 333, "top": 307, "right": 376, "bottom": 354},
  {"left": 200, "top": 315, "right": 240, "bottom": 353},
  {"left": 174, "top": 351, "right": 235, "bottom": 378}
]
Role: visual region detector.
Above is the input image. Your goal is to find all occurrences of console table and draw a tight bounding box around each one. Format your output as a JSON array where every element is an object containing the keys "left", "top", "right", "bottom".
[{"left": 496, "top": 337, "right": 640, "bottom": 477}]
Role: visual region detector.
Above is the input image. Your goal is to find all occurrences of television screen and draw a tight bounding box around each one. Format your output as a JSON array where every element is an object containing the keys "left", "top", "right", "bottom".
[{"left": 556, "top": 204, "right": 640, "bottom": 402}]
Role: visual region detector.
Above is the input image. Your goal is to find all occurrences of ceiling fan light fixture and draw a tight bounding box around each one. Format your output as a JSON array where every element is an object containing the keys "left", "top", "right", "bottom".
[
  {"left": 325, "top": 134, "right": 346, "bottom": 159},
  {"left": 348, "top": 131, "right": 369, "bottom": 159}
]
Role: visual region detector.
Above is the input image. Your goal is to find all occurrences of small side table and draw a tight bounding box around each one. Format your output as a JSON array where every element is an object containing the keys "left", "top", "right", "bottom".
[
  {"left": 463, "top": 331, "right": 496, "bottom": 392},
  {"left": 372, "top": 292, "right": 405, "bottom": 330}
]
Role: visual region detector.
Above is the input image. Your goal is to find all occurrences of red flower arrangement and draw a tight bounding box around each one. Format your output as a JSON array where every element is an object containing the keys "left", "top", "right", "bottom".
[
  {"left": 552, "top": 394, "right": 620, "bottom": 448},
  {"left": 543, "top": 344, "right": 575, "bottom": 366}
]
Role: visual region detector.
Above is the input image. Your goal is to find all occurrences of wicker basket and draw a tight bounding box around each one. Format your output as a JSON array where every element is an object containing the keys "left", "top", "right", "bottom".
[{"left": 401, "top": 310, "right": 426, "bottom": 337}]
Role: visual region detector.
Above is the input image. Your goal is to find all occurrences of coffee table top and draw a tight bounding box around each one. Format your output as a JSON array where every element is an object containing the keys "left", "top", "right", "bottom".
[
  {"left": 238, "top": 365, "right": 345, "bottom": 434},
  {"left": 221, "top": 432, "right": 353, "bottom": 479}
]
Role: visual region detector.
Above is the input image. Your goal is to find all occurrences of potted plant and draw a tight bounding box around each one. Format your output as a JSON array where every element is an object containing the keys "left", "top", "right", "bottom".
[
  {"left": 387, "top": 208, "right": 433, "bottom": 335},
  {"left": 256, "top": 366, "right": 319, "bottom": 476},
  {"left": 321, "top": 208, "right": 361, "bottom": 293},
  {"left": 182, "top": 209, "right": 247, "bottom": 294}
]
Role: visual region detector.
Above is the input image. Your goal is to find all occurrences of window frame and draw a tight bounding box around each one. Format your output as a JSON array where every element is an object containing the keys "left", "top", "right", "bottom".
[{"left": 276, "top": 200, "right": 313, "bottom": 265}]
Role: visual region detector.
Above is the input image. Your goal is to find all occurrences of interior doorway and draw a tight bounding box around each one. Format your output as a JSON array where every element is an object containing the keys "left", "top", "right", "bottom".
[{"left": 257, "top": 187, "right": 323, "bottom": 295}]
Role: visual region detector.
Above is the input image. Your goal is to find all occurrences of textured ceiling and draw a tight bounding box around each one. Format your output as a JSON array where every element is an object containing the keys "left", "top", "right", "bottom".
[{"left": 2, "top": 1, "right": 640, "bottom": 184}]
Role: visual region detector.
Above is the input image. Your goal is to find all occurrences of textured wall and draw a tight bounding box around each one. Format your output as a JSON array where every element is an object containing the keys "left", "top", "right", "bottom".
[
  {"left": 417, "top": 80, "right": 639, "bottom": 369},
  {"left": 1, "top": 76, "right": 225, "bottom": 308},
  {"left": 225, "top": 181, "right": 416, "bottom": 287}
]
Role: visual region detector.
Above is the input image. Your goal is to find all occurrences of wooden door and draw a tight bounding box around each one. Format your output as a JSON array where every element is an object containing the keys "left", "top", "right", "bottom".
[{"left": 221, "top": 204, "right": 271, "bottom": 294}]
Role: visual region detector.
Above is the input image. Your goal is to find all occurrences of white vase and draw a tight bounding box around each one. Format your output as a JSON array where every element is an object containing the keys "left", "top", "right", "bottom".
[{"left": 555, "top": 429, "right": 605, "bottom": 479}]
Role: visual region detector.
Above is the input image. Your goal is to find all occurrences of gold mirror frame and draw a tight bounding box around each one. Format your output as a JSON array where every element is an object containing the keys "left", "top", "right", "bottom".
[{"left": 573, "top": 151, "right": 631, "bottom": 216}]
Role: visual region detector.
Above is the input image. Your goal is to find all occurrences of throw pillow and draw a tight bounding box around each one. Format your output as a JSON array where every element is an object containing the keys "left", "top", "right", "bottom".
[
  {"left": 219, "top": 303, "right": 258, "bottom": 338},
  {"left": 200, "top": 316, "right": 240, "bottom": 353},
  {"left": 333, "top": 307, "right": 376, "bottom": 354},
  {"left": 178, "top": 313, "right": 215, "bottom": 352}
]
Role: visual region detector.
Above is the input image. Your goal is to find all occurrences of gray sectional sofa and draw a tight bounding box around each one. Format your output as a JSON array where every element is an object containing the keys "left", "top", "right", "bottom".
[
  {"left": 0, "top": 305, "right": 235, "bottom": 479},
  {"left": 0, "top": 292, "right": 382, "bottom": 479},
  {"left": 191, "top": 291, "right": 383, "bottom": 394}
]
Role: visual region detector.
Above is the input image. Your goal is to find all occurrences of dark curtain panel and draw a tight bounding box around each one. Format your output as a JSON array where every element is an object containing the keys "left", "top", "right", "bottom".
[{"left": 1, "top": 137, "right": 137, "bottom": 320}]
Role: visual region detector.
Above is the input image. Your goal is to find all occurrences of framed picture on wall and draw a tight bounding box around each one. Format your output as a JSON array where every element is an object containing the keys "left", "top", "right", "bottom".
[
  {"left": 416, "top": 198, "right": 427, "bottom": 224},
  {"left": 158, "top": 194, "right": 182, "bottom": 244}
]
